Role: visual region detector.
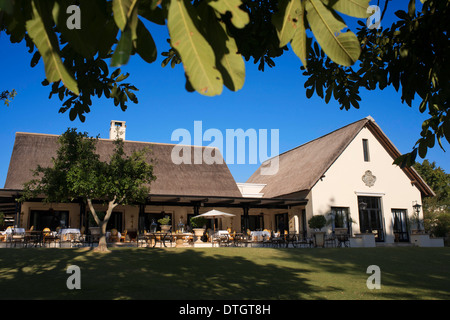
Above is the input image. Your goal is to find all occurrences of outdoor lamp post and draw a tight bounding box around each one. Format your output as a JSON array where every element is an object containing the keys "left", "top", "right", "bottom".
[{"left": 359, "top": 201, "right": 367, "bottom": 211}]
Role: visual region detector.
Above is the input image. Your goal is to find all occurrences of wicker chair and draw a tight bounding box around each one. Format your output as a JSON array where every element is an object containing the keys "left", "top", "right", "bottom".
[{"left": 109, "top": 229, "right": 120, "bottom": 243}]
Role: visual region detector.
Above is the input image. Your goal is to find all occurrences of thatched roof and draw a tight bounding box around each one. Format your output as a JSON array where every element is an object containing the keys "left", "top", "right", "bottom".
[
  {"left": 4, "top": 133, "right": 242, "bottom": 198},
  {"left": 247, "top": 117, "right": 434, "bottom": 198}
]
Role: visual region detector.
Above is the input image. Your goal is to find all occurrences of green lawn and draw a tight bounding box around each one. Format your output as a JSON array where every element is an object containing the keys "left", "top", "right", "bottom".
[{"left": 0, "top": 247, "right": 449, "bottom": 300}]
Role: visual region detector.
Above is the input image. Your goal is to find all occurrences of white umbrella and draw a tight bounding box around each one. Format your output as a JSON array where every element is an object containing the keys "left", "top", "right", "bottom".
[{"left": 192, "top": 210, "right": 235, "bottom": 245}]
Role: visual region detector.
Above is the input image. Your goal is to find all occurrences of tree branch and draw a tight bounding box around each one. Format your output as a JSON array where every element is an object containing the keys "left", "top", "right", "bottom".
[
  {"left": 87, "top": 198, "right": 101, "bottom": 226},
  {"left": 381, "top": 0, "right": 391, "bottom": 21}
]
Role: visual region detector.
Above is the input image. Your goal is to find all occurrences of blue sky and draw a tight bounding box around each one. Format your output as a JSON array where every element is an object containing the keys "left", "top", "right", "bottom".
[{"left": 0, "top": 0, "right": 448, "bottom": 187}]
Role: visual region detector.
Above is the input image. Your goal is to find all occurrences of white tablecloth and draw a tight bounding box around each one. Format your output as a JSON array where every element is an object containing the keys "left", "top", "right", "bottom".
[
  {"left": 59, "top": 228, "right": 81, "bottom": 235},
  {"left": 250, "top": 231, "right": 271, "bottom": 241},
  {"left": 2, "top": 228, "right": 25, "bottom": 235},
  {"left": 214, "top": 230, "right": 230, "bottom": 236}
]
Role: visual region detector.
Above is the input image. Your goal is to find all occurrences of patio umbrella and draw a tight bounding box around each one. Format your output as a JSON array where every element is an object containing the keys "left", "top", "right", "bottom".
[{"left": 192, "top": 210, "right": 235, "bottom": 245}]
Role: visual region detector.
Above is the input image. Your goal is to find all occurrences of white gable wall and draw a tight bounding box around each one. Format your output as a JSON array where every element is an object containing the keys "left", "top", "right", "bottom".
[{"left": 309, "top": 126, "right": 423, "bottom": 243}]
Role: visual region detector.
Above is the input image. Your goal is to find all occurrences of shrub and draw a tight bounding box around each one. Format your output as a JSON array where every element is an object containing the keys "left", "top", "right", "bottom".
[
  {"left": 190, "top": 216, "right": 207, "bottom": 228},
  {"left": 157, "top": 216, "right": 171, "bottom": 225},
  {"left": 308, "top": 215, "right": 327, "bottom": 230}
]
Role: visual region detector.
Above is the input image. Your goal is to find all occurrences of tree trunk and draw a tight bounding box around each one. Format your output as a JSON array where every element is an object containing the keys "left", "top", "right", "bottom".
[
  {"left": 96, "top": 220, "right": 109, "bottom": 252},
  {"left": 87, "top": 197, "right": 117, "bottom": 253}
]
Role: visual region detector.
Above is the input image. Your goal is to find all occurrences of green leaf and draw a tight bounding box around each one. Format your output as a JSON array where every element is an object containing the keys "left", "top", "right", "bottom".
[
  {"left": 112, "top": 0, "right": 139, "bottom": 31},
  {"left": 199, "top": 4, "right": 245, "bottom": 91},
  {"left": 138, "top": 2, "right": 166, "bottom": 25},
  {"left": 207, "top": 0, "right": 249, "bottom": 29},
  {"left": 272, "top": 0, "right": 303, "bottom": 48},
  {"left": 305, "top": 0, "right": 361, "bottom": 67},
  {"left": 217, "top": 30, "right": 245, "bottom": 91},
  {"left": 408, "top": 0, "right": 416, "bottom": 17},
  {"left": 111, "top": 28, "right": 133, "bottom": 67},
  {"left": 443, "top": 120, "right": 450, "bottom": 144},
  {"left": 52, "top": 0, "right": 101, "bottom": 59},
  {"left": 26, "top": 0, "right": 79, "bottom": 95},
  {"left": 97, "top": 19, "right": 120, "bottom": 58},
  {"left": 418, "top": 140, "right": 427, "bottom": 158},
  {"left": 321, "top": 0, "right": 371, "bottom": 18},
  {"left": 135, "top": 19, "right": 157, "bottom": 63},
  {"left": 168, "top": 0, "right": 223, "bottom": 96},
  {"left": 290, "top": 2, "right": 308, "bottom": 68},
  {"left": 0, "top": 0, "right": 14, "bottom": 14}
]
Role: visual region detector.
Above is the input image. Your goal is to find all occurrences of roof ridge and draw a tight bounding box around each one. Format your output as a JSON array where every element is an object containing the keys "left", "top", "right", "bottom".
[
  {"left": 14, "top": 132, "right": 215, "bottom": 149},
  {"left": 273, "top": 117, "right": 370, "bottom": 160}
]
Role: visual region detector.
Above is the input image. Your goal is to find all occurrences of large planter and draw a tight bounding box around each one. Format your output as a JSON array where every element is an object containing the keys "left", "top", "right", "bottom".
[
  {"left": 160, "top": 225, "right": 171, "bottom": 233},
  {"left": 313, "top": 231, "right": 326, "bottom": 248},
  {"left": 193, "top": 228, "right": 205, "bottom": 243}
]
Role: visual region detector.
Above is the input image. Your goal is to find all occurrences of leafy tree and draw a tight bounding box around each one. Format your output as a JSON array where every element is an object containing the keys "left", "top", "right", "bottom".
[
  {"left": 1, "top": 89, "right": 17, "bottom": 106},
  {"left": 303, "top": 0, "right": 449, "bottom": 166},
  {"left": 1, "top": 0, "right": 448, "bottom": 163},
  {"left": 413, "top": 160, "right": 450, "bottom": 237},
  {"left": 21, "top": 128, "right": 156, "bottom": 252},
  {"left": 0, "top": 0, "right": 369, "bottom": 119}
]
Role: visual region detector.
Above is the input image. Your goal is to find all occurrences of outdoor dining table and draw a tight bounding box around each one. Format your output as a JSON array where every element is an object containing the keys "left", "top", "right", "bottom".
[
  {"left": 3, "top": 227, "right": 25, "bottom": 235},
  {"left": 145, "top": 232, "right": 173, "bottom": 248},
  {"left": 250, "top": 230, "right": 271, "bottom": 242},
  {"left": 4, "top": 228, "right": 26, "bottom": 247},
  {"left": 42, "top": 232, "right": 60, "bottom": 247},
  {"left": 170, "top": 232, "right": 194, "bottom": 247},
  {"left": 24, "top": 231, "right": 43, "bottom": 247},
  {"left": 59, "top": 228, "right": 81, "bottom": 235}
]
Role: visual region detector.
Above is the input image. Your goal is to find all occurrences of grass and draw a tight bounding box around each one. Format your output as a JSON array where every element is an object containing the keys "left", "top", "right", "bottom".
[{"left": 0, "top": 247, "right": 449, "bottom": 300}]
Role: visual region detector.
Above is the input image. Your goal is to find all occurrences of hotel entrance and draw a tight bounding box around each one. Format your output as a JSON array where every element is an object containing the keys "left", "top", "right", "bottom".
[
  {"left": 29, "top": 210, "right": 69, "bottom": 231},
  {"left": 358, "top": 196, "right": 385, "bottom": 242}
]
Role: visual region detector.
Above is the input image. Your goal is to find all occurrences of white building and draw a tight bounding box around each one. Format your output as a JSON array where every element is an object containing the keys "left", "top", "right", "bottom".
[
  {"left": 246, "top": 116, "right": 437, "bottom": 245},
  {"left": 0, "top": 116, "right": 441, "bottom": 246}
]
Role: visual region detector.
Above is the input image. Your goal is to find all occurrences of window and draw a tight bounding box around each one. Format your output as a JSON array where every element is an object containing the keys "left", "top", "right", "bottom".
[
  {"left": 392, "top": 209, "right": 409, "bottom": 242},
  {"left": 275, "top": 213, "right": 288, "bottom": 233},
  {"left": 88, "top": 211, "right": 123, "bottom": 231},
  {"left": 241, "top": 215, "right": 264, "bottom": 231},
  {"left": 330, "top": 207, "right": 350, "bottom": 232},
  {"left": 358, "top": 196, "right": 385, "bottom": 242},
  {"left": 29, "top": 210, "right": 69, "bottom": 231},
  {"left": 362, "top": 139, "right": 370, "bottom": 162}
]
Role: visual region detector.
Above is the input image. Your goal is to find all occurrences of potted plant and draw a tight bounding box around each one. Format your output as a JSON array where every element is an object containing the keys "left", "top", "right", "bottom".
[
  {"left": 158, "top": 216, "right": 172, "bottom": 232},
  {"left": 190, "top": 216, "right": 207, "bottom": 243},
  {"left": 308, "top": 215, "right": 327, "bottom": 247}
]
